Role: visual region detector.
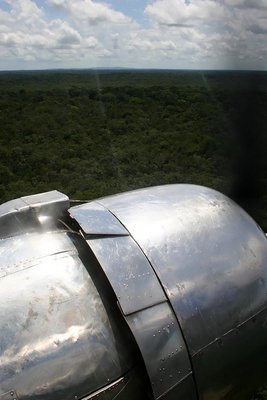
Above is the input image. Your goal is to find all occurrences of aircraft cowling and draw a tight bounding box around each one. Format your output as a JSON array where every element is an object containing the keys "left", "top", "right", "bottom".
[{"left": 0, "top": 184, "right": 267, "bottom": 400}]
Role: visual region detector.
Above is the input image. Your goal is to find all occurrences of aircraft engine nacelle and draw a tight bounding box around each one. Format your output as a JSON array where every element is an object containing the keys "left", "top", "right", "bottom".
[{"left": 0, "top": 184, "right": 267, "bottom": 400}]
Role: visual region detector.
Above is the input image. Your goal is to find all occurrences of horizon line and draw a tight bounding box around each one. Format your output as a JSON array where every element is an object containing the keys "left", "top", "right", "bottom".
[{"left": 0, "top": 67, "right": 266, "bottom": 73}]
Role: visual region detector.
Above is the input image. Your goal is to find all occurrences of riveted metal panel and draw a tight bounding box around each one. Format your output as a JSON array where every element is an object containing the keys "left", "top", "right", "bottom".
[
  {"left": 87, "top": 236, "right": 166, "bottom": 315},
  {"left": 0, "top": 231, "right": 133, "bottom": 400},
  {"left": 0, "top": 231, "right": 74, "bottom": 278},
  {"left": 0, "top": 391, "right": 18, "bottom": 400},
  {"left": 0, "top": 191, "right": 69, "bottom": 238},
  {"left": 125, "top": 302, "right": 193, "bottom": 399},
  {"left": 69, "top": 201, "right": 128, "bottom": 236},
  {"left": 159, "top": 374, "right": 197, "bottom": 400},
  {"left": 98, "top": 184, "right": 267, "bottom": 350},
  {"left": 98, "top": 184, "right": 267, "bottom": 398},
  {"left": 192, "top": 307, "right": 267, "bottom": 400}
]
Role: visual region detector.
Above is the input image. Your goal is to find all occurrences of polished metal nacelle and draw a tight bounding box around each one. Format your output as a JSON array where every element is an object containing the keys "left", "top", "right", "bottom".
[{"left": 1, "top": 184, "right": 267, "bottom": 400}]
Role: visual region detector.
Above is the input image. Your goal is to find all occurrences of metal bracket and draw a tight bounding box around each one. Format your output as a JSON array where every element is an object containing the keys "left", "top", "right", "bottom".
[{"left": 0, "top": 190, "right": 69, "bottom": 238}]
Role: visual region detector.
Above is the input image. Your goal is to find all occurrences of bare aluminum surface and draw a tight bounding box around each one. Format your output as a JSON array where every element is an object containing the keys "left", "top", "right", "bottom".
[
  {"left": 80, "top": 368, "right": 149, "bottom": 400},
  {"left": 87, "top": 236, "right": 166, "bottom": 315},
  {"left": 159, "top": 374, "right": 197, "bottom": 400},
  {"left": 193, "top": 306, "right": 267, "bottom": 400},
  {"left": 98, "top": 184, "right": 267, "bottom": 399},
  {"left": 0, "top": 231, "right": 74, "bottom": 278},
  {"left": 69, "top": 201, "right": 128, "bottom": 236},
  {"left": 0, "top": 191, "right": 69, "bottom": 238},
  {"left": 81, "top": 376, "right": 127, "bottom": 400},
  {"left": 0, "top": 230, "right": 133, "bottom": 400},
  {"left": 124, "top": 302, "right": 196, "bottom": 399},
  {"left": 0, "top": 391, "right": 17, "bottom": 400}
]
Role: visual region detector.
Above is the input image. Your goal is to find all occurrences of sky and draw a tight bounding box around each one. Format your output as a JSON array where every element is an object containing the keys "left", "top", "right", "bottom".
[{"left": 0, "top": 0, "right": 267, "bottom": 71}]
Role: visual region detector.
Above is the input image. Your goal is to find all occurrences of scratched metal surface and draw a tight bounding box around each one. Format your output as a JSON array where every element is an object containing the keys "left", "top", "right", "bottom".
[
  {"left": 98, "top": 184, "right": 267, "bottom": 399},
  {"left": 87, "top": 235, "right": 166, "bottom": 315},
  {"left": 0, "top": 191, "right": 69, "bottom": 238},
  {"left": 80, "top": 368, "right": 149, "bottom": 400},
  {"left": 124, "top": 302, "right": 197, "bottom": 400},
  {"left": 85, "top": 234, "right": 196, "bottom": 398},
  {"left": 0, "top": 231, "right": 133, "bottom": 399},
  {"left": 69, "top": 201, "right": 129, "bottom": 236}
]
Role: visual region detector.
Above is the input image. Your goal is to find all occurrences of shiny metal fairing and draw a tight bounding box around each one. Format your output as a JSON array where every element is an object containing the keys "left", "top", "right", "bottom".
[
  {"left": 0, "top": 192, "right": 148, "bottom": 400},
  {"left": 70, "top": 202, "right": 197, "bottom": 400},
  {"left": 0, "top": 190, "right": 69, "bottom": 238},
  {"left": 2, "top": 184, "right": 267, "bottom": 400},
  {"left": 95, "top": 184, "right": 267, "bottom": 399}
]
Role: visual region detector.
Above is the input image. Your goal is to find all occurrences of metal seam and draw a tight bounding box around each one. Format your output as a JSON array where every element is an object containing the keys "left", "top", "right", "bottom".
[
  {"left": 97, "top": 208, "right": 200, "bottom": 400},
  {"left": 192, "top": 305, "right": 267, "bottom": 357},
  {"left": 0, "top": 249, "right": 77, "bottom": 279},
  {"left": 156, "top": 371, "right": 193, "bottom": 400}
]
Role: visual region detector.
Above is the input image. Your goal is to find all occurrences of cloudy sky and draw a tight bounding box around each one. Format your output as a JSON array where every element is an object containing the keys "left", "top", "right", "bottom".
[{"left": 0, "top": 0, "right": 267, "bottom": 71}]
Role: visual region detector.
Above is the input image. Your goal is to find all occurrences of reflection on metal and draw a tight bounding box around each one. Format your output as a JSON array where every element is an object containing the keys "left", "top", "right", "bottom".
[
  {"left": 0, "top": 230, "right": 134, "bottom": 399},
  {"left": 125, "top": 302, "right": 196, "bottom": 399},
  {"left": 88, "top": 236, "right": 166, "bottom": 315},
  {"left": 1, "top": 184, "right": 267, "bottom": 400},
  {"left": 98, "top": 184, "right": 267, "bottom": 399},
  {"left": 80, "top": 376, "right": 127, "bottom": 400},
  {"left": 80, "top": 368, "right": 147, "bottom": 400},
  {"left": 0, "top": 190, "right": 69, "bottom": 238},
  {"left": 0, "top": 231, "right": 74, "bottom": 278},
  {"left": 159, "top": 373, "right": 198, "bottom": 400},
  {"left": 69, "top": 201, "right": 128, "bottom": 236},
  {"left": 0, "top": 391, "right": 18, "bottom": 400},
  {"left": 85, "top": 234, "right": 196, "bottom": 399}
]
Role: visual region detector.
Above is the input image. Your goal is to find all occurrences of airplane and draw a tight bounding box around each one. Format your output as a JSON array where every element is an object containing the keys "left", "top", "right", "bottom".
[{"left": 0, "top": 183, "right": 267, "bottom": 400}]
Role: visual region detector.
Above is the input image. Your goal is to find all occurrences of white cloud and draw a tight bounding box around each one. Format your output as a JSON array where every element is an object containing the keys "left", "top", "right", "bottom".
[
  {"left": 48, "top": 20, "right": 82, "bottom": 47},
  {"left": 145, "top": 0, "right": 227, "bottom": 27},
  {"left": 142, "top": 0, "right": 267, "bottom": 69},
  {"left": 47, "top": 0, "right": 131, "bottom": 25},
  {"left": 6, "top": 0, "right": 43, "bottom": 16},
  {"left": 0, "top": 0, "right": 266, "bottom": 69},
  {"left": 0, "top": 0, "right": 115, "bottom": 68},
  {"left": 224, "top": 0, "right": 267, "bottom": 9}
]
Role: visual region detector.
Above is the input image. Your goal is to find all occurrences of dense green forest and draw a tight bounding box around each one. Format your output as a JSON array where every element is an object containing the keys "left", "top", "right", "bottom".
[
  {"left": 1, "top": 69, "right": 267, "bottom": 398},
  {"left": 0, "top": 69, "right": 267, "bottom": 231}
]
